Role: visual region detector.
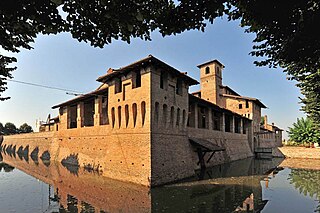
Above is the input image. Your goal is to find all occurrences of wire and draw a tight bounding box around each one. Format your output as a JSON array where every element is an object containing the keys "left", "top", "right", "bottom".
[{"left": 7, "top": 79, "right": 83, "bottom": 94}]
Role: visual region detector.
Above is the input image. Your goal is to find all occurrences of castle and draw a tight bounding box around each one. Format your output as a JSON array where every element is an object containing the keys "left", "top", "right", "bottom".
[{"left": 1, "top": 55, "right": 282, "bottom": 187}]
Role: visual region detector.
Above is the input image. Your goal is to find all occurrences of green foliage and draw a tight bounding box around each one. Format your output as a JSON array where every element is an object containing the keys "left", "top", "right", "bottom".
[
  {"left": 289, "top": 168, "right": 320, "bottom": 212},
  {"left": 1, "top": 0, "right": 319, "bottom": 127},
  {"left": 228, "top": 0, "right": 320, "bottom": 126},
  {"left": 0, "top": 122, "right": 4, "bottom": 135},
  {"left": 0, "top": 0, "right": 226, "bottom": 100},
  {"left": 260, "top": 116, "right": 265, "bottom": 126},
  {"left": 19, "top": 123, "right": 33, "bottom": 133},
  {"left": 3, "top": 122, "right": 17, "bottom": 135},
  {"left": 0, "top": 122, "right": 33, "bottom": 135},
  {"left": 287, "top": 117, "right": 320, "bottom": 144}
]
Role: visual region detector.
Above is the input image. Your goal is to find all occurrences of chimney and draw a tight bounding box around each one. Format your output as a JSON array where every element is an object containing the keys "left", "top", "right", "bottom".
[
  {"left": 107, "top": 68, "right": 113, "bottom": 74},
  {"left": 264, "top": 115, "right": 268, "bottom": 129}
]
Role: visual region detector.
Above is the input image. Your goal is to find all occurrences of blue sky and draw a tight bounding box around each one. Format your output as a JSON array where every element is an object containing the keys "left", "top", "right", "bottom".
[{"left": 0, "top": 17, "right": 304, "bottom": 138}]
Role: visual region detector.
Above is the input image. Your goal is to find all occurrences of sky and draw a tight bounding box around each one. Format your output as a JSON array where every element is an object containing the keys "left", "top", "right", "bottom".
[{"left": 0, "top": 17, "right": 304, "bottom": 139}]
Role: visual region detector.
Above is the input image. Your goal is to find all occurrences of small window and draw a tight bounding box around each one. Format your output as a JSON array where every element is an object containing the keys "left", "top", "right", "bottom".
[
  {"left": 245, "top": 100, "right": 249, "bottom": 108},
  {"left": 132, "top": 70, "right": 141, "bottom": 88},
  {"left": 205, "top": 67, "right": 210, "bottom": 74},
  {"left": 239, "top": 104, "right": 243, "bottom": 109},
  {"left": 216, "top": 66, "right": 220, "bottom": 75},
  {"left": 115, "top": 78, "right": 122, "bottom": 94},
  {"left": 160, "top": 71, "right": 168, "bottom": 89},
  {"left": 176, "top": 78, "right": 183, "bottom": 95}
]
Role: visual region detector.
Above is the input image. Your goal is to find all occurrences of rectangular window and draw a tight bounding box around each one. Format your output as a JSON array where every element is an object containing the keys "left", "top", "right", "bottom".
[
  {"left": 83, "top": 99, "right": 95, "bottom": 127},
  {"left": 198, "top": 106, "right": 208, "bottom": 129},
  {"left": 245, "top": 100, "right": 249, "bottom": 108},
  {"left": 160, "top": 71, "right": 167, "bottom": 89},
  {"left": 225, "top": 114, "right": 231, "bottom": 132},
  {"left": 101, "top": 91, "right": 109, "bottom": 125},
  {"left": 176, "top": 78, "right": 183, "bottom": 95},
  {"left": 212, "top": 110, "right": 221, "bottom": 131},
  {"left": 235, "top": 117, "right": 241, "bottom": 133},
  {"left": 68, "top": 105, "right": 77, "bottom": 129},
  {"left": 132, "top": 70, "right": 141, "bottom": 88},
  {"left": 115, "top": 78, "right": 122, "bottom": 94},
  {"left": 239, "top": 104, "right": 243, "bottom": 109}
]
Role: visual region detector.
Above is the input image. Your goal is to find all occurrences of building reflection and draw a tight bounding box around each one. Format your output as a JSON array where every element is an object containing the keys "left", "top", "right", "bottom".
[{"left": 1, "top": 150, "right": 283, "bottom": 213}]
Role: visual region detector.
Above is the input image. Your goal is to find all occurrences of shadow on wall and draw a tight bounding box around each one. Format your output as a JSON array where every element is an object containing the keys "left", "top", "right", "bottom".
[{"left": 61, "top": 153, "right": 80, "bottom": 175}]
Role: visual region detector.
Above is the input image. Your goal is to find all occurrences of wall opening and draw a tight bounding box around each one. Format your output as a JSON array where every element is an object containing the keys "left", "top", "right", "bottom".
[
  {"left": 182, "top": 109, "right": 186, "bottom": 128},
  {"left": 187, "top": 104, "right": 195, "bottom": 127},
  {"left": 176, "top": 78, "right": 183, "bottom": 95},
  {"left": 141, "top": 101, "right": 146, "bottom": 127},
  {"left": 205, "top": 66, "right": 210, "bottom": 74},
  {"left": 132, "top": 103, "right": 137, "bottom": 127},
  {"left": 239, "top": 104, "right": 243, "bottom": 109},
  {"left": 83, "top": 99, "right": 95, "bottom": 127},
  {"left": 111, "top": 107, "right": 115, "bottom": 128},
  {"left": 225, "top": 114, "right": 232, "bottom": 132},
  {"left": 235, "top": 117, "right": 241, "bottom": 133},
  {"left": 122, "top": 83, "right": 130, "bottom": 101},
  {"left": 118, "top": 106, "right": 121, "bottom": 128},
  {"left": 176, "top": 108, "right": 180, "bottom": 127},
  {"left": 115, "top": 78, "right": 122, "bottom": 94},
  {"left": 212, "top": 110, "right": 221, "bottom": 131},
  {"left": 163, "top": 104, "right": 168, "bottom": 127},
  {"left": 198, "top": 106, "right": 208, "bottom": 129},
  {"left": 160, "top": 71, "right": 168, "bottom": 89},
  {"left": 170, "top": 106, "right": 174, "bottom": 127},
  {"left": 125, "top": 104, "right": 129, "bottom": 128},
  {"left": 100, "top": 92, "right": 109, "bottom": 125},
  {"left": 154, "top": 102, "right": 159, "bottom": 126},
  {"left": 132, "top": 70, "right": 141, "bottom": 88},
  {"left": 246, "top": 100, "right": 249, "bottom": 108},
  {"left": 243, "top": 119, "right": 247, "bottom": 134},
  {"left": 67, "top": 105, "right": 77, "bottom": 129}
]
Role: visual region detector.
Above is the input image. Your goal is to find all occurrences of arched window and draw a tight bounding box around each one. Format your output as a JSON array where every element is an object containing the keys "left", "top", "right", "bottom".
[
  {"left": 170, "top": 106, "right": 174, "bottom": 127},
  {"left": 205, "top": 66, "right": 210, "bottom": 74},
  {"left": 155, "top": 102, "right": 159, "bottom": 126},
  {"left": 111, "top": 107, "right": 115, "bottom": 128},
  {"left": 125, "top": 105, "right": 129, "bottom": 128},
  {"left": 141, "top": 101, "right": 146, "bottom": 127},
  {"left": 118, "top": 106, "right": 122, "bottom": 128},
  {"left": 176, "top": 108, "right": 180, "bottom": 126},
  {"left": 132, "top": 103, "right": 137, "bottom": 127},
  {"left": 163, "top": 104, "right": 168, "bottom": 126},
  {"left": 182, "top": 109, "right": 186, "bottom": 128}
]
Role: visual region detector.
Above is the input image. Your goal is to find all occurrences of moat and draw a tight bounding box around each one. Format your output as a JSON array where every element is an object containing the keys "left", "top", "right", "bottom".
[{"left": 1, "top": 153, "right": 320, "bottom": 213}]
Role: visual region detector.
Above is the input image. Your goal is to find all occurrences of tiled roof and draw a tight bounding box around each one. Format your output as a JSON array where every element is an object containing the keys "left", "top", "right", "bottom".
[
  {"left": 222, "top": 94, "right": 267, "bottom": 108},
  {"left": 96, "top": 55, "right": 199, "bottom": 85}
]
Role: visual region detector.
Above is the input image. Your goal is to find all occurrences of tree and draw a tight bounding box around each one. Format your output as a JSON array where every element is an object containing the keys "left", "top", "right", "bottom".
[
  {"left": 0, "top": 122, "right": 4, "bottom": 135},
  {"left": 287, "top": 117, "right": 320, "bottom": 144},
  {"left": 1, "top": 1, "right": 320, "bottom": 125},
  {"left": 3, "top": 122, "right": 17, "bottom": 135},
  {"left": 19, "top": 123, "right": 33, "bottom": 134},
  {"left": 0, "top": 0, "right": 226, "bottom": 101},
  {"left": 228, "top": 0, "right": 320, "bottom": 126}
]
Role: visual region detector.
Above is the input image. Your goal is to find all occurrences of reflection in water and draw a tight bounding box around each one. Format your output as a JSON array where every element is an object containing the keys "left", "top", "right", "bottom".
[
  {"left": 0, "top": 162, "right": 15, "bottom": 173},
  {"left": 0, "top": 148, "right": 287, "bottom": 213},
  {"left": 289, "top": 169, "right": 320, "bottom": 212},
  {"left": 6, "top": 148, "right": 320, "bottom": 212}
]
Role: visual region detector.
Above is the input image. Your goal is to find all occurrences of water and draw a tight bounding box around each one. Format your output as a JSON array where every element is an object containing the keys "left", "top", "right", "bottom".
[{"left": 1, "top": 151, "right": 320, "bottom": 213}]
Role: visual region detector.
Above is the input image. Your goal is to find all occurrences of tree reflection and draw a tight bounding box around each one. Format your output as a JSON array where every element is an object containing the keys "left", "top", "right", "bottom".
[
  {"left": 288, "top": 169, "right": 320, "bottom": 212},
  {"left": 0, "top": 162, "right": 14, "bottom": 172}
]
